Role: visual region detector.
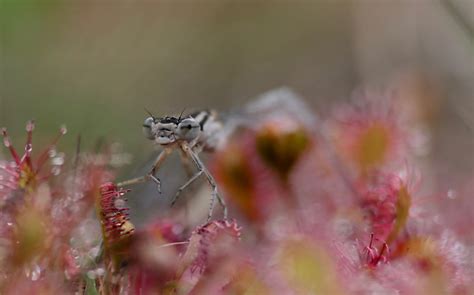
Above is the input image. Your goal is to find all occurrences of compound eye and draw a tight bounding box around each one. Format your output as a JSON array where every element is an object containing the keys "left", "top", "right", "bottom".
[
  {"left": 142, "top": 117, "right": 155, "bottom": 140},
  {"left": 177, "top": 118, "right": 200, "bottom": 139},
  {"left": 179, "top": 118, "right": 199, "bottom": 130}
]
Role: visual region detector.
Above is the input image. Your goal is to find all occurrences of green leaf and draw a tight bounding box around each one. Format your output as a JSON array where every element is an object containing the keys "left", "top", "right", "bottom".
[{"left": 84, "top": 276, "right": 99, "bottom": 295}]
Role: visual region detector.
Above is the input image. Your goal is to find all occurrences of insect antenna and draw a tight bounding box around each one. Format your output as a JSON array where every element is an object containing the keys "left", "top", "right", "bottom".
[
  {"left": 144, "top": 107, "right": 158, "bottom": 122},
  {"left": 177, "top": 107, "right": 187, "bottom": 122}
]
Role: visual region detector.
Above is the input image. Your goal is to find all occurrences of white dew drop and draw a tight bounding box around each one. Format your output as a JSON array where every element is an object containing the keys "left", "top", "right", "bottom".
[
  {"left": 25, "top": 143, "right": 32, "bottom": 154},
  {"left": 51, "top": 166, "right": 61, "bottom": 176},
  {"left": 25, "top": 121, "right": 35, "bottom": 132},
  {"left": 25, "top": 264, "right": 42, "bottom": 281},
  {"left": 48, "top": 148, "right": 57, "bottom": 158},
  {"left": 60, "top": 125, "right": 68, "bottom": 135},
  {"left": 30, "top": 264, "right": 41, "bottom": 281},
  {"left": 51, "top": 152, "right": 65, "bottom": 166}
]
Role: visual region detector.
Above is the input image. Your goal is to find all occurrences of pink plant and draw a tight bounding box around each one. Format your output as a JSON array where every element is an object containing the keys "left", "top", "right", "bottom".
[
  {"left": 0, "top": 122, "right": 116, "bottom": 294},
  {"left": 1, "top": 88, "right": 472, "bottom": 295},
  {"left": 329, "top": 91, "right": 408, "bottom": 175},
  {"left": 0, "top": 121, "right": 66, "bottom": 201}
]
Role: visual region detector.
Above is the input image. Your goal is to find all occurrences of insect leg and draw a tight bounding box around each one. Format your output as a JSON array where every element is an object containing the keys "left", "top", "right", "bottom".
[
  {"left": 171, "top": 170, "right": 203, "bottom": 206},
  {"left": 116, "top": 175, "right": 150, "bottom": 187},
  {"left": 172, "top": 143, "right": 208, "bottom": 205},
  {"left": 179, "top": 149, "right": 194, "bottom": 177},
  {"left": 117, "top": 147, "right": 172, "bottom": 193},
  {"left": 181, "top": 143, "right": 228, "bottom": 221}
]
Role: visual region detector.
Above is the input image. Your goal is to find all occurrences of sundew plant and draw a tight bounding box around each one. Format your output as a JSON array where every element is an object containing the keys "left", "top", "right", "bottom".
[{"left": 0, "top": 88, "right": 473, "bottom": 295}]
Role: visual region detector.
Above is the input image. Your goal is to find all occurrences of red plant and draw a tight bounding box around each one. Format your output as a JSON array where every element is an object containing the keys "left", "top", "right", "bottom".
[
  {"left": 1, "top": 121, "right": 66, "bottom": 201},
  {"left": 1, "top": 87, "right": 472, "bottom": 295},
  {"left": 362, "top": 233, "right": 389, "bottom": 269}
]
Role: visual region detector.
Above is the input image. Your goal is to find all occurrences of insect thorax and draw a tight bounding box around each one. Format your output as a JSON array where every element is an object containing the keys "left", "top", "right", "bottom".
[{"left": 187, "top": 109, "right": 223, "bottom": 151}]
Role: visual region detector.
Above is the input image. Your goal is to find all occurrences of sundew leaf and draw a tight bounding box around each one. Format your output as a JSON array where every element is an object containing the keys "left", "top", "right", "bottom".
[
  {"left": 277, "top": 239, "right": 344, "bottom": 295},
  {"left": 355, "top": 124, "right": 390, "bottom": 171}
]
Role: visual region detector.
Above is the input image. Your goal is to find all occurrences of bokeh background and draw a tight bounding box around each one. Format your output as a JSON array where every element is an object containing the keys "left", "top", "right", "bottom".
[{"left": 1, "top": 0, "right": 472, "bottom": 193}]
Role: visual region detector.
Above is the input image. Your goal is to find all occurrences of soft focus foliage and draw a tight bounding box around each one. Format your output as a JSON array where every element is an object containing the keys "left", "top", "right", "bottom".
[{"left": 0, "top": 89, "right": 472, "bottom": 295}]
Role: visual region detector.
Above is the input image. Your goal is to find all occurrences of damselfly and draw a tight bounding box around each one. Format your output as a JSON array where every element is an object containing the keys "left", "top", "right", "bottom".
[{"left": 117, "top": 87, "right": 317, "bottom": 221}]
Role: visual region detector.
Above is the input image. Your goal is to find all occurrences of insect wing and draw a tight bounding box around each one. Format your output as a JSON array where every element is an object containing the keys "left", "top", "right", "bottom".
[
  {"left": 244, "top": 87, "right": 318, "bottom": 127},
  {"left": 214, "top": 87, "right": 319, "bottom": 150}
]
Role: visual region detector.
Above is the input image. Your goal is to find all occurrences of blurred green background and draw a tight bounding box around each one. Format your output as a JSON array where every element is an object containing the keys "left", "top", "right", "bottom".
[{"left": 0, "top": 0, "right": 472, "bottom": 185}]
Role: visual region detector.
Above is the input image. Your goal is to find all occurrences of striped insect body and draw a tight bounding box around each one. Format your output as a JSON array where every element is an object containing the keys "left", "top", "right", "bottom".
[{"left": 119, "top": 87, "right": 316, "bottom": 221}]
